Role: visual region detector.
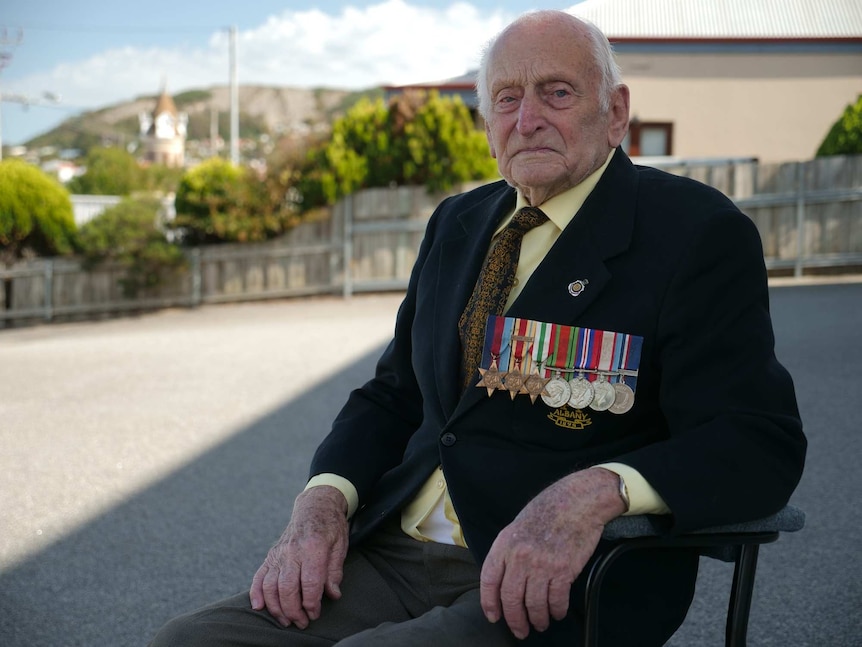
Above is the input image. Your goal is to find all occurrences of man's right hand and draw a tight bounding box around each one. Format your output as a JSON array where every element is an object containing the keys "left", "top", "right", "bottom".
[{"left": 249, "top": 485, "right": 349, "bottom": 628}]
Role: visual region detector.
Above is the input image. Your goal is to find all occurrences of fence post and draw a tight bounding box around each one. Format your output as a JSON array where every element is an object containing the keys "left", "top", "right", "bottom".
[
  {"left": 343, "top": 193, "right": 354, "bottom": 299},
  {"left": 43, "top": 259, "right": 54, "bottom": 322},
  {"left": 794, "top": 162, "right": 806, "bottom": 278},
  {"left": 190, "top": 248, "right": 202, "bottom": 307}
]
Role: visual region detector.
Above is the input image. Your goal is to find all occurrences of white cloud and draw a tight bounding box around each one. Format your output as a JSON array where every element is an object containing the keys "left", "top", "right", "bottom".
[{"left": 5, "top": 0, "right": 513, "bottom": 114}]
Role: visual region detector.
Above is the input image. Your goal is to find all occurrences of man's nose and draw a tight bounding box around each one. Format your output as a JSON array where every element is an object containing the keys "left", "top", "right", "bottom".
[{"left": 517, "top": 94, "right": 545, "bottom": 135}]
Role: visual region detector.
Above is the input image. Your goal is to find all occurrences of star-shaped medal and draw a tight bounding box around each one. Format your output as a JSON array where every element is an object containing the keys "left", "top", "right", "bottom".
[
  {"left": 476, "top": 360, "right": 506, "bottom": 397},
  {"left": 523, "top": 372, "right": 552, "bottom": 404},
  {"left": 502, "top": 370, "right": 526, "bottom": 400}
]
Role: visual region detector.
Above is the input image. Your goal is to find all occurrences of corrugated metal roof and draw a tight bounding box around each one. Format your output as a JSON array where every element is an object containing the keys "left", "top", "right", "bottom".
[{"left": 568, "top": 0, "right": 862, "bottom": 39}]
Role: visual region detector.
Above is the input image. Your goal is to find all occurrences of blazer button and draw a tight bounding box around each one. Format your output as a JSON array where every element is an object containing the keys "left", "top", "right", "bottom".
[{"left": 440, "top": 432, "right": 457, "bottom": 447}]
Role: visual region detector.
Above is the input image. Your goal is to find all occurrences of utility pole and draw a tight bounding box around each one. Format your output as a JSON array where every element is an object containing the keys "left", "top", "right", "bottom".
[
  {"left": 229, "top": 25, "right": 239, "bottom": 165},
  {"left": 210, "top": 104, "right": 219, "bottom": 157}
]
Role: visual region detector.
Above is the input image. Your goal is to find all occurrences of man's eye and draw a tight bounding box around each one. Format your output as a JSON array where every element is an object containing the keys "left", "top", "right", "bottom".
[{"left": 553, "top": 89, "right": 570, "bottom": 98}]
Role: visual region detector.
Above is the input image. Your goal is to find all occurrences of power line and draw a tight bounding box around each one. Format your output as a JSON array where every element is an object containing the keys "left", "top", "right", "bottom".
[{"left": 0, "top": 23, "right": 225, "bottom": 35}]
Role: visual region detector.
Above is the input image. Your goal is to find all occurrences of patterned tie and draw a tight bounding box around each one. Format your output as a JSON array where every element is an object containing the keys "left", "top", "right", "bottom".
[{"left": 459, "top": 206, "right": 549, "bottom": 390}]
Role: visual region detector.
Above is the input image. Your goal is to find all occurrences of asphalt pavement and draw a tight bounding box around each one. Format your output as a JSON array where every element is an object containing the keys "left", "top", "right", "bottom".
[{"left": 0, "top": 283, "right": 859, "bottom": 646}]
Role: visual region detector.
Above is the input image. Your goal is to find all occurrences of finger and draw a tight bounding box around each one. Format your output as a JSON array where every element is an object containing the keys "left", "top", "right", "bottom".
[
  {"left": 524, "top": 576, "right": 551, "bottom": 632},
  {"left": 249, "top": 565, "right": 268, "bottom": 610},
  {"left": 479, "top": 553, "right": 505, "bottom": 624},
  {"left": 261, "top": 566, "right": 291, "bottom": 627},
  {"left": 279, "top": 565, "right": 311, "bottom": 629},
  {"left": 499, "top": 567, "right": 529, "bottom": 640},
  {"left": 299, "top": 559, "right": 327, "bottom": 622},
  {"left": 548, "top": 577, "right": 572, "bottom": 622},
  {"left": 324, "top": 551, "right": 345, "bottom": 601}
]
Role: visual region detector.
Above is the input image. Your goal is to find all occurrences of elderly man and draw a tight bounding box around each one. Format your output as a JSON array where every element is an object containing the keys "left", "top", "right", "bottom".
[{"left": 151, "top": 9, "right": 805, "bottom": 647}]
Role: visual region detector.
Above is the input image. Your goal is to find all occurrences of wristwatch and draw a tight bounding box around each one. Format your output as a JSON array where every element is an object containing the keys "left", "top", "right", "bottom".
[{"left": 617, "top": 473, "right": 631, "bottom": 513}]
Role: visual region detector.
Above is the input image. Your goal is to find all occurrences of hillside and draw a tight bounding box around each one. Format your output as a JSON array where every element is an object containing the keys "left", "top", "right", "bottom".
[{"left": 25, "top": 84, "right": 381, "bottom": 154}]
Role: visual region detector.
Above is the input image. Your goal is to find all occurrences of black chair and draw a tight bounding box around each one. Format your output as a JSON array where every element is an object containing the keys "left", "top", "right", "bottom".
[{"left": 585, "top": 505, "right": 806, "bottom": 647}]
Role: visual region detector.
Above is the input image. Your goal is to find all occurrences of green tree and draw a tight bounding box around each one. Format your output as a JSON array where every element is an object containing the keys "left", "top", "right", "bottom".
[
  {"left": 173, "top": 157, "right": 295, "bottom": 245},
  {"left": 0, "top": 159, "right": 77, "bottom": 264},
  {"left": 77, "top": 197, "right": 186, "bottom": 298},
  {"left": 816, "top": 95, "right": 862, "bottom": 156},
  {"left": 295, "top": 97, "right": 388, "bottom": 207},
  {"left": 68, "top": 146, "right": 144, "bottom": 195},
  {"left": 293, "top": 91, "right": 497, "bottom": 211},
  {"left": 141, "top": 163, "right": 185, "bottom": 194},
  {"left": 398, "top": 92, "right": 498, "bottom": 192}
]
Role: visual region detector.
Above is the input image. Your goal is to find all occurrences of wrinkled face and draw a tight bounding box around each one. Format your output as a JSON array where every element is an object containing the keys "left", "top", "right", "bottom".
[{"left": 483, "top": 18, "right": 629, "bottom": 203}]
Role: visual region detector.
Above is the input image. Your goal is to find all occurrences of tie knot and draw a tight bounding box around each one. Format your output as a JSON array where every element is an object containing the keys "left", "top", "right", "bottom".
[{"left": 508, "top": 206, "right": 548, "bottom": 234}]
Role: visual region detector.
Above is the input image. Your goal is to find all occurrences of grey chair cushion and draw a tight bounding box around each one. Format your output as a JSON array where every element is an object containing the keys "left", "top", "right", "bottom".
[{"left": 602, "top": 504, "right": 806, "bottom": 541}]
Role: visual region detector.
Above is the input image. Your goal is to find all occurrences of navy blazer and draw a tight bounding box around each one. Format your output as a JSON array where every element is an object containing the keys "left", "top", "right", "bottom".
[{"left": 309, "top": 149, "right": 806, "bottom": 639}]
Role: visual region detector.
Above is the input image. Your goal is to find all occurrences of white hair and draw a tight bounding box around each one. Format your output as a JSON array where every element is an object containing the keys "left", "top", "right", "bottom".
[{"left": 475, "top": 10, "right": 623, "bottom": 119}]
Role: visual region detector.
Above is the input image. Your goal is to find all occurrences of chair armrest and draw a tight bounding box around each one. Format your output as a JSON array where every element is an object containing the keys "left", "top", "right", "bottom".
[{"left": 602, "top": 504, "right": 806, "bottom": 541}]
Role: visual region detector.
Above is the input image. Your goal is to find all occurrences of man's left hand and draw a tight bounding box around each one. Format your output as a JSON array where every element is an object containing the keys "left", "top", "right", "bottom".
[{"left": 479, "top": 468, "right": 626, "bottom": 640}]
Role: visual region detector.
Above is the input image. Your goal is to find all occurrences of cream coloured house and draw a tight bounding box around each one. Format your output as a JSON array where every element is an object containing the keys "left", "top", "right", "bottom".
[
  {"left": 571, "top": 0, "right": 862, "bottom": 162},
  {"left": 387, "top": 0, "right": 862, "bottom": 163}
]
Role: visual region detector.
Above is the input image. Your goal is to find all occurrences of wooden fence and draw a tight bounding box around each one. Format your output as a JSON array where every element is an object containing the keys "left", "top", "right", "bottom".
[{"left": 2, "top": 156, "right": 861, "bottom": 327}]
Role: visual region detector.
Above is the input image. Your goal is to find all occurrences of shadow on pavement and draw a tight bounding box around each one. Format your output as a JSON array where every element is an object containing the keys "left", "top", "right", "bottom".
[{"left": 0, "top": 343, "right": 386, "bottom": 647}]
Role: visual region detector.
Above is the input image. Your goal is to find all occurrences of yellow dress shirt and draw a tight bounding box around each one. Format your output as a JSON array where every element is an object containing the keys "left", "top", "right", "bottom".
[{"left": 307, "top": 150, "right": 669, "bottom": 547}]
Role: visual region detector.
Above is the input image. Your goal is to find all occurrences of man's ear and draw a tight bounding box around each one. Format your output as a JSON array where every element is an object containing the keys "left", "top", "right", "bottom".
[
  {"left": 485, "top": 121, "right": 498, "bottom": 159},
  {"left": 607, "top": 84, "right": 631, "bottom": 148}
]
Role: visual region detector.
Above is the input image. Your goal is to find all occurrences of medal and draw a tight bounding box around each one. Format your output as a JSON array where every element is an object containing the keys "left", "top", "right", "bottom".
[
  {"left": 523, "top": 372, "right": 550, "bottom": 404},
  {"left": 609, "top": 380, "right": 635, "bottom": 414},
  {"left": 589, "top": 374, "right": 616, "bottom": 411},
  {"left": 476, "top": 316, "right": 508, "bottom": 396},
  {"left": 566, "top": 328, "right": 593, "bottom": 409},
  {"left": 608, "top": 333, "right": 640, "bottom": 413},
  {"left": 477, "top": 359, "right": 505, "bottom": 397},
  {"left": 523, "top": 320, "right": 551, "bottom": 404},
  {"left": 568, "top": 373, "right": 594, "bottom": 409},
  {"left": 542, "top": 372, "right": 572, "bottom": 407},
  {"left": 502, "top": 370, "right": 526, "bottom": 399},
  {"left": 586, "top": 331, "right": 619, "bottom": 412},
  {"left": 474, "top": 316, "right": 643, "bottom": 412},
  {"left": 504, "top": 319, "right": 533, "bottom": 399}
]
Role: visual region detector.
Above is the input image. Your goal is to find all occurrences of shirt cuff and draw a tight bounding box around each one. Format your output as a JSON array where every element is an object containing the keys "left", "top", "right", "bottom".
[
  {"left": 305, "top": 473, "right": 360, "bottom": 519},
  {"left": 592, "top": 463, "right": 671, "bottom": 516}
]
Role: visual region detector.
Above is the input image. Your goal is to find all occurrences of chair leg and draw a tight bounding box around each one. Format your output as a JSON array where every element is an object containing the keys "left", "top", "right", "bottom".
[
  {"left": 583, "top": 543, "right": 633, "bottom": 647},
  {"left": 726, "top": 544, "right": 761, "bottom": 647}
]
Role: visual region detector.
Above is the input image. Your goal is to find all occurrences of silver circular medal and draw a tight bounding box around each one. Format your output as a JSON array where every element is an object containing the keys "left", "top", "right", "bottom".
[
  {"left": 541, "top": 375, "right": 571, "bottom": 408},
  {"left": 608, "top": 382, "right": 635, "bottom": 414},
  {"left": 567, "top": 375, "right": 595, "bottom": 409},
  {"left": 589, "top": 377, "right": 616, "bottom": 411}
]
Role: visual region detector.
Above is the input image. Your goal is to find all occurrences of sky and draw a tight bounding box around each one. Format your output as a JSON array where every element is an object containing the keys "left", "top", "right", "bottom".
[{"left": 0, "top": 0, "right": 583, "bottom": 146}]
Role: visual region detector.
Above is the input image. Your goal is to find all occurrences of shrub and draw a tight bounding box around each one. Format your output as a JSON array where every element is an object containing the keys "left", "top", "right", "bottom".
[
  {"left": 174, "top": 157, "right": 295, "bottom": 244},
  {"left": 816, "top": 95, "right": 862, "bottom": 156},
  {"left": 0, "top": 159, "right": 77, "bottom": 263},
  {"left": 77, "top": 197, "right": 186, "bottom": 298},
  {"left": 292, "top": 91, "right": 497, "bottom": 211},
  {"left": 67, "top": 146, "right": 144, "bottom": 195}
]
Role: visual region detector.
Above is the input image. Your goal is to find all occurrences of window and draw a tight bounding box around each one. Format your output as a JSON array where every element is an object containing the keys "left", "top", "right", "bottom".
[{"left": 622, "top": 121, "right": 673, "bottom": 157}]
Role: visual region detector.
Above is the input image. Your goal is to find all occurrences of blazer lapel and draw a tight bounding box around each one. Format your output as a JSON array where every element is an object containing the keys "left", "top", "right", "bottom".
[
  {"left": 433, "top": 183, "right": 516, "bottom": 418},
  {"left": 511, "top": 149, "right": 638, "bottom": 322}
]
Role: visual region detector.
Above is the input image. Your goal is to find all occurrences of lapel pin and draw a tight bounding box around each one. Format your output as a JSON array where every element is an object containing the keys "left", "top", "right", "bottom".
[{"left": 567, "top": 279, "right": 589, "bottom": 297}]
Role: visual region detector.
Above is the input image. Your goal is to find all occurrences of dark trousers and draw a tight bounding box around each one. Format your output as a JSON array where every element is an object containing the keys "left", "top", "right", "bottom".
[{"left": 149, "top": 522, "right": 697, "bottom": 646}]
